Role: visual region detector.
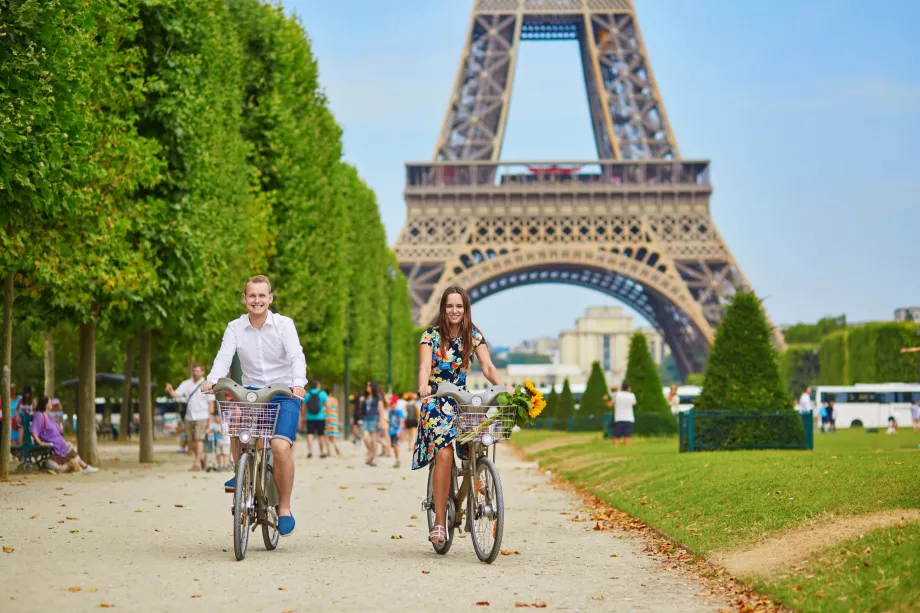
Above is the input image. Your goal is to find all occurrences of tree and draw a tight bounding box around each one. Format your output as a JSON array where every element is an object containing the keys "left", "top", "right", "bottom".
[
  {"left": 557, "top": 378, "right": 575, "bottom": 430},
  {"left": 694, "top": 292, "right": 802, "bottom": 448},
  {"left": 783, "top": 315, "right": 847, "bottom": 344},
  {"left": 625, "top": 332, "right": 676, "bottom": 435},
  {"left": 685, "top": 373, "right": 705, "bottom": 386},
  {"left": 543, "top": 386, "right": 559, "bottom": 424},
  {"left": 580, "top": 361, "right": 608, "bottom": 415}
]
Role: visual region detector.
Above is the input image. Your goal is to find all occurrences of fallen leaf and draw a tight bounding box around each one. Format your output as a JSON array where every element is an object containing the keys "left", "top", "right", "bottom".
[
  {"left": 191, "top": 595, "right": 201, "bottom": 598},
  {"left": 66, "top": 516, "right": 77, "bottom": 520},
  {"left": 29, "top": 515, "right": 36, "bottom": 520},
  {"left": 98, "top": 604, "right": 115, "bottom": 608},
  {"left": 69, "top": 529, "right": 79, "bottom": 533},
  {"left": 593, "top": 594, "right": 604, "bottom": 600},
  {"left": 500, "top": 549, "right": 520, "bottom": 555},
  {"left": 339, "top": 486, "right": 348, "bottom": 490},
  {"left": 58, "top": 520, "right": 65, "bottom": 524},
  {"left": 370, "top": 529, "right": 378, "bottom": 533},
  {"left": 410, "top": 514, "right": 419, "bottom": 520},
  {"left": 864, "top": 547, "right": 872, "bottom": 555},
  {"left": 533, "top": 603, "right": 547, "bottom": 609},
  {"left": 476, "top": 602, "right": 490, "bottom": 607},
  {"left": 90, "top": 588, "right": 98, "bottom": 593},
  {"left": 55, "top": 487, "right": 64, "bottom": 491},
  {"left": 174, "top": 504, "right": 184, "bottom": 508},
  {"left": 610, "top": 554, "right": 618, "bottom": 558},
  {"left": 377, "top": 487, "right": 387, "bottom": 491},
  {"left": 391, "top": 535, "right": 404, "bottom": 540},
  {"left": 109, "top": 501, "right": 116, "bottom": 504},
  {"left": 134, "top": 510, "right": 142, "bottom": 513},
  {"left": 69, "top": 587, "right": 81, "bottom": 592},
  {"left": 515, "top": 604, "right": 531, "bottom": 608},
  {"left": 421, "top": 570, "right": 430, "bottom": 575},
  {"left": 347, "top": 497, "right": 354, "bottom": 501},
  {"left": 278, "top": 587, "right": 286, "bottom": 591}
]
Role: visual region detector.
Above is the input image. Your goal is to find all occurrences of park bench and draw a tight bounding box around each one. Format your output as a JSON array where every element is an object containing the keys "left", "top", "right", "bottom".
[{"left": 10, "top": 412, "right": 56, "bottom": 473}]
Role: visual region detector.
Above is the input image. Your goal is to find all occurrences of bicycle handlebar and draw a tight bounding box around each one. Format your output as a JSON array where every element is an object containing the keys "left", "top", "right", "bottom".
[
  {"left": 210, "top": 378, "right": 299, "bottom": 403},
  {"left": 423, "top": 382, "right": 507, "bottom": 408}
]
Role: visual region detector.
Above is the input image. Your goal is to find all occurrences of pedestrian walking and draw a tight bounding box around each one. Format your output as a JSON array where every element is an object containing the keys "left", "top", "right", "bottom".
[
  {"left": 911, "top": 398, "right": 920, "bottom": 432},
  {"left": 359, "top": 380, "right": 387, "bottom": 466},
  {"left": 303, "top": 379, "right": 328, "bottom": 459},
  {"left": 403, "top": 393, "right": 419, "bottom": 453},
  {"left": 351, "top": 393, "right": 365, "bottom": 445},
  {"left": 165, "top": 364, "right": 213, "bottom": 471},
  {"left": 389, "top": 395, "right": 406, "bottom": 469},
  {"left": 611, "top": 381, "right": 636, "bottom": 447},
  {"left": 324, "top": 391, "right": 341, "bottom": 457},
  {"left": 667, "top": 383, "right": 680, "bottom": 416}
]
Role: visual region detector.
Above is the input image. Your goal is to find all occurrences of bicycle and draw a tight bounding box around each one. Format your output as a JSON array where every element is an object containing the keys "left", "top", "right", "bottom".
[
  {"left": 421, "top": 382, "right": 515, "bottom": 564},
  {"left": 211, "top": 378, "right": 295, "bottom": 561}
]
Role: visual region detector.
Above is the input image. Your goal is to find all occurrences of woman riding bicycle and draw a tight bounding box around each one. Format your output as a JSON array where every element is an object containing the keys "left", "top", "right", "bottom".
[{"left": 412, "top": 286, "right": 505, "bottom": 545}]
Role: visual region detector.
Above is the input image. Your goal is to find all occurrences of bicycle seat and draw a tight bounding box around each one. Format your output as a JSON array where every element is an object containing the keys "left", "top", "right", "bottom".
[
  {"left": 211, "top": 378, "right": 295, "bottom": 404},
  {"left": 433, "top": 382, "right": 507, "bottom": 409}
]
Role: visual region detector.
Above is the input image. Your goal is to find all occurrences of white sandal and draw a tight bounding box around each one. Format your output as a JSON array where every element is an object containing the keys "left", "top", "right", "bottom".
[{"left": 428, "top": 525, "right": 447, "bottom": 544}]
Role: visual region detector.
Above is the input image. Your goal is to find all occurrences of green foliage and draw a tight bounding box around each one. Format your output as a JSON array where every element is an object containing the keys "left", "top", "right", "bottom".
[
  {"left": 818, "top": 330, "right": 848, "bottom": 385},
  {"left": 777, "top": 343, "right": 819, "bottom": 397},
  {"left": 557, "top": 378, "right": 575, "bottom": 429},
  {"left": 625, "top": 332, "right": 676, "bottom": 435},
  {"left": 543, "top": 386, "right": 558, "bottom": 421},
  {"left": 782, "top": 315, "right": 847, "bottom": 344},
  {"left": 580, "top": 361, "right": 608, "bottom": 415},
  {"left": 694, "top": 292, "right": 802, "bottom": 448},
  {"left": 685, "top": 373, "right": 705, "bottom": 386}
]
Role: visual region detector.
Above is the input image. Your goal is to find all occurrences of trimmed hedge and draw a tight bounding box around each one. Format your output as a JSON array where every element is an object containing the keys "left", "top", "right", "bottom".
[
  {"left": 625, "top": 332, "right": 677, "bottom": 435},
  {"left": 816, "top": 323, "right": 919, "bottom": 385},
  {"left": 777, "top": 343, "right": 819, "bottom": 397},
  {"left": 818, "top": 330, "right": 848, "bottom": 385},
  {"left": 581, "top": 361, "right": 609, "bottom": 415},
  {"left": 694, "top": 293, "right": 804, "bottom": 448}
]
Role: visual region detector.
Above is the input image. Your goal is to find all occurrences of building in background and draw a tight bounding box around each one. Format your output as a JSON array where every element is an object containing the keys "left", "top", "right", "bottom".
[
  {"left": 895, "top": 307, "right": 920, "bottom": 323},
  {"left": 511, "top": 337, "right": 560, "bottom": 364}
]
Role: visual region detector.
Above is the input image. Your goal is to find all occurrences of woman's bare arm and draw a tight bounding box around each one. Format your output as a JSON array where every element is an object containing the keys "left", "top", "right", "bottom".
[
  {"left": 418, "top": 343, "right": 432, "bottom": 396},
  {"left": 475, "top": 344, "right": 504, "bottom": 387}
]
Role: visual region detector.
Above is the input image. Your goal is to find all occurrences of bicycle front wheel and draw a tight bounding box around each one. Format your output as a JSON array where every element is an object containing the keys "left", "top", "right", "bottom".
[
  {"left": 469, "top": 456, "right": 504, "bottom": 564},
  {"left": 261, "top": 449, "right": 280, "bottom": 551},
  {"left": 233, "top": 452, "right": 253, "bottom": 561}
]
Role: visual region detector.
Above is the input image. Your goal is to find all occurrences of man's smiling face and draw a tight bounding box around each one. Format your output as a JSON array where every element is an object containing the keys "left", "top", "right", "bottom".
[{"left": 243, "top": 281, "right": 273, "bottom": 316}]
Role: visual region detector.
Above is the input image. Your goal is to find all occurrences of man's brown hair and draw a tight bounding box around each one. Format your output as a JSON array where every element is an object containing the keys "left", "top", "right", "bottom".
[{"left": 244, "top": 275, "right": 272, "bottom": 294}]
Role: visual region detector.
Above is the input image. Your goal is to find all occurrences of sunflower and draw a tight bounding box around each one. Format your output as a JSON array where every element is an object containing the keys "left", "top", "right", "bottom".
[
  {"left": 529, "top": 393, "right": 546, "bottom": 419},
  {"left": 523, "top": 379, "right": 538, "bottom": 396}
]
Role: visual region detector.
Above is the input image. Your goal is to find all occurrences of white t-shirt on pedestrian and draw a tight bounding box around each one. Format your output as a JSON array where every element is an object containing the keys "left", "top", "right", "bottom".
[
  {"left": 798, "top": 392, "right": 814, "bottom": 414},
  {"left": 175, "top": 378, "right": 211, "bottom": 421},
  {"left": 910, "top": 402, "right": 920, "bottom": 421},
  {"left": 613, "top": 391, "right": 637, "bottom": 423}
]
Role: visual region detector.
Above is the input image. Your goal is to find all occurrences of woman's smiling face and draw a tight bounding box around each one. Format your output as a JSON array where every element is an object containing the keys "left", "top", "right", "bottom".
[{"left": 445, "top": 292, "right": 464, "bottom": 327}]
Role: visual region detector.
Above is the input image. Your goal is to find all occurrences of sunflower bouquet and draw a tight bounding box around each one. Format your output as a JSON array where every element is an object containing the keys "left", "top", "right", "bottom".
[{"left": 457, "top": 380, "right": 546, "bottom": 443}]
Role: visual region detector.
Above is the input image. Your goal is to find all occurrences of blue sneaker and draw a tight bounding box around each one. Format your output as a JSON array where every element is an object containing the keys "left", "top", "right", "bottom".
[
  {"left": 224, "top": 477, "right": 235, "bottom": 490},
  {"left": 279, "top": 515, "right": 295, "bottom": 537}
]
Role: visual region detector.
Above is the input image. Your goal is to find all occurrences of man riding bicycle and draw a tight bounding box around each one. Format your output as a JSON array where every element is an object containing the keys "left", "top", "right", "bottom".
[{"left": 202, "top": 275, "right": 306, "bottom": 537}]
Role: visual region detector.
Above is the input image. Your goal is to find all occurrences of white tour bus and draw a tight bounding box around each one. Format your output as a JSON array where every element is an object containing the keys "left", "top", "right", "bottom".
[{"left": 813, "top": 383, "right": 920, "bottom": 429}]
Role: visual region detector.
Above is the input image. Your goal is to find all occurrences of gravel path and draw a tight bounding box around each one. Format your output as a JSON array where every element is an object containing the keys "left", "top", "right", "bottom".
[{"left": 2, "top": 439, "right": 729, "bottom": 612}]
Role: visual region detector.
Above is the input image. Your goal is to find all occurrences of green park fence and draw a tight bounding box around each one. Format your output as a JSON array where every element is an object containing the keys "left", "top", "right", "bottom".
[{"left": 679, "top": 410, "right": 813, "bottom": 452}]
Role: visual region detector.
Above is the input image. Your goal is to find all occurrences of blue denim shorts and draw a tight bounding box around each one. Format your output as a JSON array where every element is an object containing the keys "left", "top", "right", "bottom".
[
  {"left": 363, "top": 418, "right": 379, "bottom": 434},
  {"left": 246, "top": 387, "right": 299, "bottom": 445}
]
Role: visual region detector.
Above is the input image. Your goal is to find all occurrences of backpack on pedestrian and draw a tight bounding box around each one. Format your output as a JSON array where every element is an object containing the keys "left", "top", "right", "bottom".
[{"left": 306, "top": 390, "right": 322, "bottom": 416}]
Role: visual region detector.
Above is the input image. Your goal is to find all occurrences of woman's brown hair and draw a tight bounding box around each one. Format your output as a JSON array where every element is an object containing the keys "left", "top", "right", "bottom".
[{"left": 434, "top": 286, "right": 482, "bottom": 370}]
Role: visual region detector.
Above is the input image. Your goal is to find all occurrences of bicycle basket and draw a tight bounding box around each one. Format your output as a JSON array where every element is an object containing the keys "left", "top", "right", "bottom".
[
  {"left": 455, "top": 405, "right": 516, "bottom": 443},
  {"left": 217, "top": 400, "right": 279, "bottom": 439}
]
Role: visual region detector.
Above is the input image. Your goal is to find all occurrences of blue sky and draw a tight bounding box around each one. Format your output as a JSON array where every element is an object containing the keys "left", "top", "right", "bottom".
[{"left": 286, "top": 0, "right": 920, "bottom": 347}]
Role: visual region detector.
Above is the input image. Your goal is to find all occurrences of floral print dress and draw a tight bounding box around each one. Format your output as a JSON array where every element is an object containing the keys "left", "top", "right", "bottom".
[{"left": 412, "top": 326, "right": 485, "bottom": 470}]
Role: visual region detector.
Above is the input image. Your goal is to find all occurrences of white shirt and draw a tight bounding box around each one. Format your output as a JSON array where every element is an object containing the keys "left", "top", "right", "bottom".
[
  {"left": 911, "top": 402, "right": 920, "bottom": 420},
  {"left": 798, "top": 393, "right": 814, "bottom": 413},
  {"left": 207, "top": 311, "right": 307, "bottom": 388},
  {"left": 175, "top": 377, "right": 211, "bottom": 421},
  {"left": 613, "top": 391, "right": 637, "bottom": 423}
]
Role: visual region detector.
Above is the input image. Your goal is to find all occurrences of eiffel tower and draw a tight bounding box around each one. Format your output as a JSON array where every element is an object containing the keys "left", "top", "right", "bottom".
[{"left": 394, "top": 0, "right": 783, "bottom": 377}]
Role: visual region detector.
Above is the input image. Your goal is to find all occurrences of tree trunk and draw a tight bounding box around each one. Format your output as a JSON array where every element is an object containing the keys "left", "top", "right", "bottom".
[
  {"left": 0, "top": 272, "right": 14, "bottom": 479},
  {"left": 138, "top": 329, "right": 154, "bottom": 463},
  {"left": 43, "top": 330, "right": 55, "bottom": 398},
  {"left": 119, "top": 339, "right": 134, "bottom": 441},
  {"left": 102, "top": 398, "right": 111, "bottom": 426},
  {"left": 78, "top": 321, "right": 100, "bottom": 466}
]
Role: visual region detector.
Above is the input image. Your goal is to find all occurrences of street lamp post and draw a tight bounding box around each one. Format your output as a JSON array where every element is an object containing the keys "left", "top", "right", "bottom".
[{"left": 387, "top": 266, "right": 397, "bottom": 395}]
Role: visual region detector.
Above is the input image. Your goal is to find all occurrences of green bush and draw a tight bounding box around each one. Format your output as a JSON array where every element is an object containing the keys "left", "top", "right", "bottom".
[
  {"left": 777, "top": 343, "right": 819, "bottom": 397},
  {"left": 685, "top": 373, "right": 705, "bottom": 386},
  {"left": 580, "top": 361, "right": 608, "bottom": 415},
  {"left": 625, "top": 332, "right": 677, "bottom": 435},
  {"left": 543, "top": 385, "right": 559, "bottom": 422},
  {"left": 818, "top": 330, "right": 848, "bottom": 384},
  {"left": 557, "top": 378, "right": 575, "bottom": 430},
  {"left": 694, "top": 292, "right": 803, "bottom": 449},
  {"left": 782, "top": 315, "right": 847, "bottom": 344}
]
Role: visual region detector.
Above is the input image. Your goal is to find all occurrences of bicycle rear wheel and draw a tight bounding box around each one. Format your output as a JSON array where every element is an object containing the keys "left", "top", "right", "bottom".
[
  {"left": 469, "top": 456, "right": 504, "bottom": 564},
  {"left": 261, "top": 450, "right": 280, "bottom": 550},
  {"left": 233, "top": 452, "right": 252, "bottom": 561},
  {"left": 426, "top": 462, "right": 456, "bottom": 555}
]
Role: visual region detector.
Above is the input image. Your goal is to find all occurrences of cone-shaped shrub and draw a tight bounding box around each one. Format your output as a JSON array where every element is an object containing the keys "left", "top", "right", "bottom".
[
  {"left": 580, "top": 361, "right": 608, "bottom": 415},
  {"left": 541, "top": 385, "right": 559, "bottom": 426},
  {"left": 557, "top": 378, "right": 575, "bottom": 430},
  {"left": 625, "top": 332, "right": 677, "bottom": 435},
  {"left": 694, "top": 292, "right": 803, "bottom": 449}
]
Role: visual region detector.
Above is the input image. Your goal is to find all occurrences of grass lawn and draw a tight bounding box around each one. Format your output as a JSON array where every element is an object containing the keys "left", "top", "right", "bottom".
[{"left": 513, "top": 428, "right": 920, "bottom": 611}]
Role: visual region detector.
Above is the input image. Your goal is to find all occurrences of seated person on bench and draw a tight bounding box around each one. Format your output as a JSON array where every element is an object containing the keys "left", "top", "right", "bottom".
[{"left": 30, "top": 397, "right": 99, "bottom": 473}]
